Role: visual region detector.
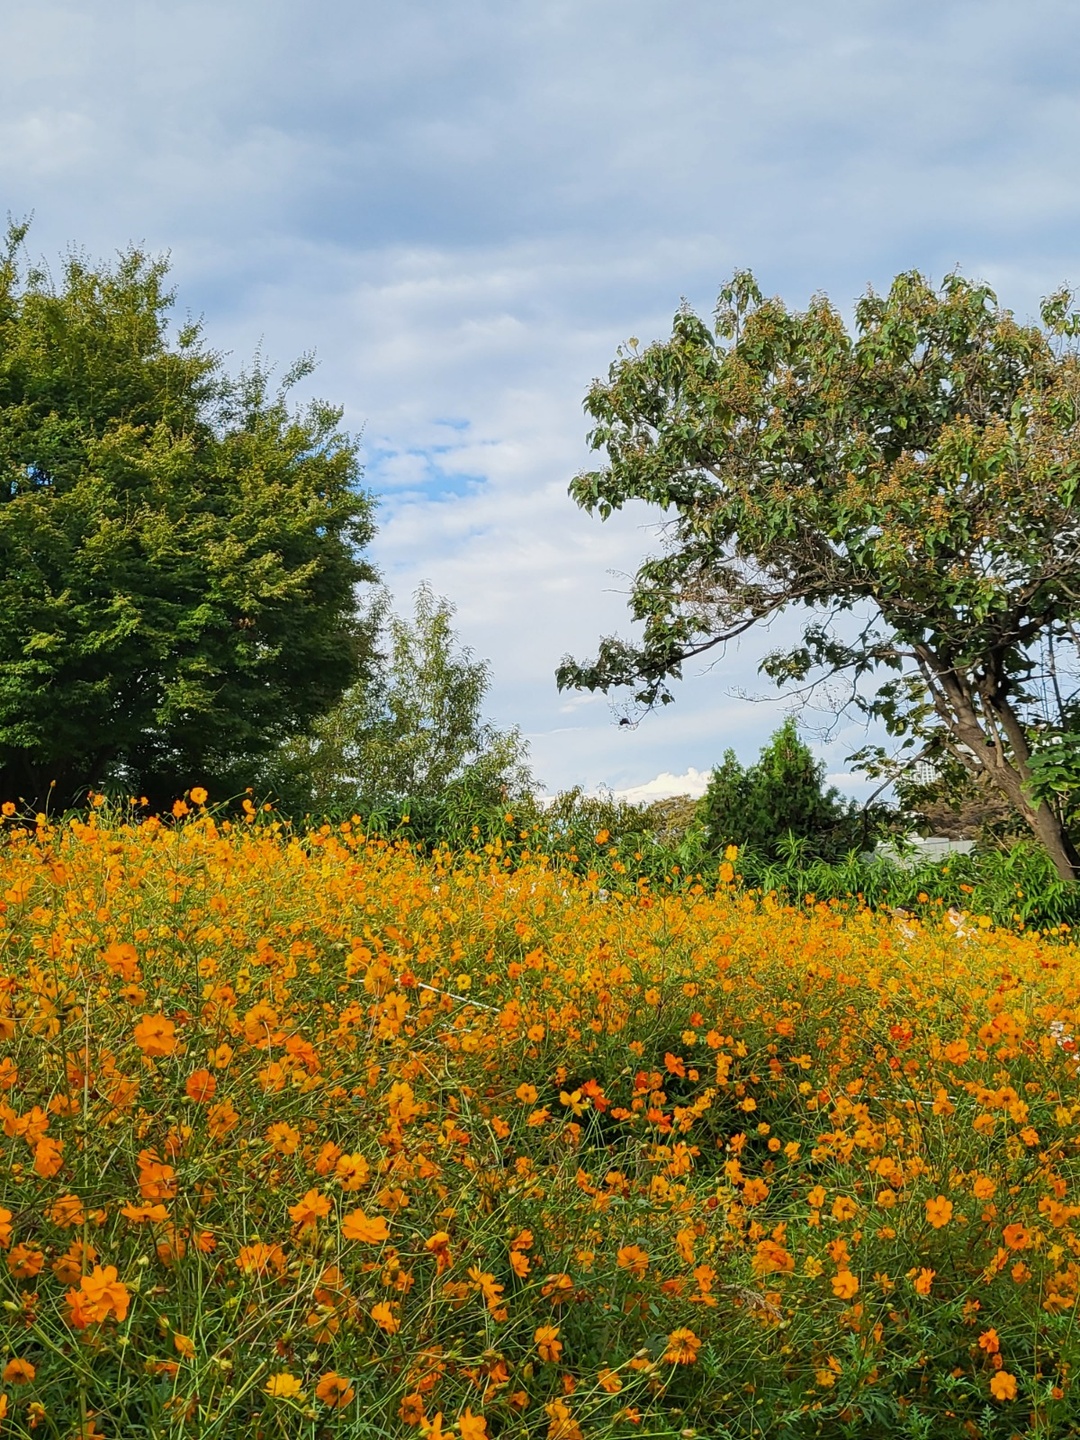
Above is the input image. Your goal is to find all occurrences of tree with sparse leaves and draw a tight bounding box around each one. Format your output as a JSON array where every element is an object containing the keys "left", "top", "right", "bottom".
[
  {"left": 560, "top": 270, "right": 1080, "bottom": 880},
  {"left": 0, "top": 226, "right": 377, "bottom": 808}
]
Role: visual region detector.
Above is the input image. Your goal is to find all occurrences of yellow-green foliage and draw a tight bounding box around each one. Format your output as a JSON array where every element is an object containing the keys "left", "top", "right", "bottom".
[{"left": 0, "top": 799, "right": 1079, "bottom": 1437}]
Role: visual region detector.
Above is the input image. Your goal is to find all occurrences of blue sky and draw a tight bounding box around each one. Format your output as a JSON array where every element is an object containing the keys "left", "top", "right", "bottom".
[{"left": 4, "top": 0, "right": 1080, "bottom": 798}]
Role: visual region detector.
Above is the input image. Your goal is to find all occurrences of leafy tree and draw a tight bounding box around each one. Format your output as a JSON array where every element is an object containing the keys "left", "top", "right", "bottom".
[
  {"left": 275, "top": 583, "right": 532, "bottom": 812},
  {"left": 700, "top": 718, "right": 855, "bottom": 857},
  {"left": 0, "top": 226, "right": 377, "bottom": 808},
  {"left": 559, "top": 270, "right": 1080, "bottom": 879}
]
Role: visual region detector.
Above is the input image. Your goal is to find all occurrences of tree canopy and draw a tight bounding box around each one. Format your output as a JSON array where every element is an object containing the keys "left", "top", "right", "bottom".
[
  {"left": 559, "top": 270, "right": 1080, "bottom": 879},
  {"left": 700, "top": 718, "right": 856, "bottom": 859},
  {"left": 273, "top": 583, "right": 532, "bottom": 813},
  {"left": 0, "top": 227, "right": 377, "bottom": 807}
]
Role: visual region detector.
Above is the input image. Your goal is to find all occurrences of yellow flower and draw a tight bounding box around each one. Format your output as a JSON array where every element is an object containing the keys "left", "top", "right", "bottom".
[{"left": 265, "top": 1372, "right": 304, "bottom": 1399}]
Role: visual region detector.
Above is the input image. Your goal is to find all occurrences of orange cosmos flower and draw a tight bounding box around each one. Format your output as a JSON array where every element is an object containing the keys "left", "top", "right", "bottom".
[
  {"left": 990, "top": 1371, "right": 1018, "bottom": 1401},
  {"left": 102, "top": 942, "right": 139, "bottom": 979},
  {"left": 925, "top": 1196, "right": 953, "bottom": 1229},
  {"left": 120, "top": 1203, "right": 169, "bottom": 1224},
  {"left": 540, "top": 1272, "right": 574, "bottom": 1304},
  {"left": 2, "top": 1359, "right": 34, "bottom": 1385},
  {"left": 288, "top": 1189, "right": 332, "bottom": 1229},
  {"left": 235, "top": 1242, "right": 287, "bottom": 1277},
  {"left": 315, "top": 1372, "right": 355, "bottom": 1407},
  {"left": 1002, "top": 1223, "right": 1030, "bottom": 1251},
  {"left": 742, "top": 1177, "right": 769, "bottom": 1206},
  {"left": 53, "top": 1240, "right": 96, "bottom": 1286},
  {"left": 616, "top": 1244, "right": 649, "bottom": 1277},
  {"left": 909, "top": 1267, "right": 935, "bottom": 1296},
  {"left": 752, "top": 1238, "right": 795, "bottom": 1276},
  {"left": 334, "top": 1152, "right": 371, "bottom": 1190},
  {"left": 458, "top": 1410, "right": 487, "bottom": 1440},
  {"left": 831, "top": 1196, "right": 857, "bottom": 1222},
  {"left": 133, "top": 1014, "right": 177, "bottom": 1058},
  {"left": 66, "top": 1265, "right": 130, "bottom": 1327},
  {"left": 534, "top": 1325, "right": 563, "bottom": 1363},
  {"left": 173, "top": 1332, "right": 196, "bottom": 1360},
  {"left": 370, "top": 1301, "right": 400, "bottom": 1333},
  {"left": 184, "top": 1068, "right": 217, "bottom": 1103},
  {"left": 206, "top": 1099, "right": 240, "bottom": 1138},
  {"left": 342, "top": 1208, "right": 390, "bottom": 1243},
  {"left": 314, "top": 1140, "right": 343, "bottom": 1175},
  {"left": 978, "top": 1328, "right": 1001, "bottom": 1355},
  {"left": 8, "top": 1245, "right": 44, "bottom": 1279},
  {"left": 48, "top": 1193, "right": 85, "bottom": 1228},
  {"left": 399, "top": 1393, "right": 427, "bottom": 1425},
  {"left": 33, "top": 1137, "right": 64, "bottom": 1178},
  {"left": 264, "top": 1121, "right": 301, "bottom": 1155},
  {"left": 544, "top": 1399, "right": 583, "bottom": 1440},
  {"left": 425, "top": 1231, "right": 453, "bottom": 1273},
  {"left": 189, "top": 787, "right": 208, "bottom": 806},
  {"left": 420, "top": 1415, "right": 454, "bottom": 1440},
  {"left": 831, "top": 1270, "right": 859, "bottom": 1300},
  {"left": 663, "top": 1328, "right": 702, "bottom": 1364},
  {"left": 136, "top": 1154, "right": 176, "bottom": 1201}
]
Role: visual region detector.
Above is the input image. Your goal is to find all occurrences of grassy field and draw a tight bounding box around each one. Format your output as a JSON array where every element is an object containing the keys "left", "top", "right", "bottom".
[{"left": 0, "top": 800, "right": 1078, "bottom": 1438}]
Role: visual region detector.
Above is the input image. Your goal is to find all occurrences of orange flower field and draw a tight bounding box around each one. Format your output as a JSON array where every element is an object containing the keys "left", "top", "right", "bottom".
[{"left": 0, "top": 801, "right": 1079, "bottom": 1437}]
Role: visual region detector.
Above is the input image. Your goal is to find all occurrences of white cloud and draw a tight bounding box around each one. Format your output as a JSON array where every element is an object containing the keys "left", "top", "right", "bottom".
[{"left": 610, "top": 769, "right": 713, "bottom": 804}]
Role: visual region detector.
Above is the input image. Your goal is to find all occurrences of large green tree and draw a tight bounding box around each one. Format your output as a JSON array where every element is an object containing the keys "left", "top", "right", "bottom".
[
  {"left": 273, "top": 583, "right": 532, "bottom": 812},
  {"left": 701, "top": 718, "right": 855, "bottom": 859},
  {"left": 559, "top": 270, "right": 1080, "bottom": 880},
  {"left": 0, "top": 227, "right": 377, "bottom": 808}
]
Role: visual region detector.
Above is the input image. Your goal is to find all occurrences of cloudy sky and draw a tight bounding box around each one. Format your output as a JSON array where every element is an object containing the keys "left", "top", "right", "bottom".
[{"left": 3, "top": 0, "right": 1079, "bottom": 798}]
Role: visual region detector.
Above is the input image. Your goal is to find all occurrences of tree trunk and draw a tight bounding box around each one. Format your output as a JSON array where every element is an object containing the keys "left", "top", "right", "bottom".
[
  {"left": 915, "top": 644, "right": 1080, "bottom": 882},
  {"left": 1026, "top": 799, "right": 1080, "bottom": 883}
]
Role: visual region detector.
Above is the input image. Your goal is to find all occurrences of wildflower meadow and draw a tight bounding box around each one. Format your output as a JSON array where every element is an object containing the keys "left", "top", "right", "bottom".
[{"left": 1, "top": 797, "right": 1079, "bottom": 1438}]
